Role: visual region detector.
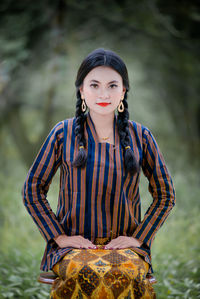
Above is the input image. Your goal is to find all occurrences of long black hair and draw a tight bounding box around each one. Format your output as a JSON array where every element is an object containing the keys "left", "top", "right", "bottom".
[{"left": 72, "top": 48, "right": 139, "bottom": 176}]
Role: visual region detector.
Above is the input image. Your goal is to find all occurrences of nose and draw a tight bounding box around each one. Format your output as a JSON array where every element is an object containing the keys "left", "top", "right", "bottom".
[{"left": 98, "top": 87, "right": 110, "bottom": 99}]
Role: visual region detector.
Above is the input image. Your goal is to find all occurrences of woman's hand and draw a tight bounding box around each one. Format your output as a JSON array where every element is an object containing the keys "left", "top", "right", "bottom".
[
  {"left": 104, "top": 236, "right": 142, "bottom": 250},
  {"left": 54, "top": 235, "right": 97, "bottom": 249}
]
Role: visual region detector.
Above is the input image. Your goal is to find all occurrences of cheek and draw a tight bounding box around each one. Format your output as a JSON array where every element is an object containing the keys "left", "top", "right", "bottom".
[
  {"left": 112, "top": 87, "right": 123, "bottom": 95},
  {"left": 84, "top": 91, "right": 96, "bottom": 106},
  {"left": 84, "top": 88, "right": 96, "bottom": 98},
  {"left": 111, "top": 90, "right": 123, "bottom": 100},
  {"left": 85, "top": 93, "right": 96, "bottom": 104}
]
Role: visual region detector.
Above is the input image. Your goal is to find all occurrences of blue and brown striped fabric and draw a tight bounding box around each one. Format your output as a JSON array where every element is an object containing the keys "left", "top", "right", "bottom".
[{"left": 22, "top": 112, "right": 175, "bottom": 273}]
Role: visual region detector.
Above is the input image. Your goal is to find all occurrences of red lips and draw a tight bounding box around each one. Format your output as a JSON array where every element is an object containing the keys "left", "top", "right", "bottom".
[{"left": 97, "top": 103, "right": 111, "bottom": 107}]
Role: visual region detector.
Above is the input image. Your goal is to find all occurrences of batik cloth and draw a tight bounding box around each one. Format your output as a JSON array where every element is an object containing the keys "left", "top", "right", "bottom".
[{"left": 50, "top": 239, "right": 156, "bottom": 299}]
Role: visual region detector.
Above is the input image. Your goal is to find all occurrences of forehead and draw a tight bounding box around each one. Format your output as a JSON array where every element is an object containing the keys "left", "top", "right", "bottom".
[{"left": 84, "top": 66, "right": 122, "bottom": 83}]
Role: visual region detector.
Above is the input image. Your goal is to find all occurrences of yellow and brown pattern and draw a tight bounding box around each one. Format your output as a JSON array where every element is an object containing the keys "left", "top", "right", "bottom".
[{"left": 50, "top": 246, "right": 156, "bottom": 299}]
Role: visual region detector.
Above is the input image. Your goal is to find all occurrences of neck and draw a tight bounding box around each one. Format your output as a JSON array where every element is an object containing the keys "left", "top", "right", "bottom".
[
  {"left": 89, "top": 110, "right": 115, "bottom": 143},
  {"left": 89, "top": 110, "right": 115, "bottom": 131}
]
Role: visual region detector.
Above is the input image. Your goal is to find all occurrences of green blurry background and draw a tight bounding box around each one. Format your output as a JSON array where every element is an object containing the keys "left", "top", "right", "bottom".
[{"left": 0, "top": 1, "right": 200, "bottom": 298}]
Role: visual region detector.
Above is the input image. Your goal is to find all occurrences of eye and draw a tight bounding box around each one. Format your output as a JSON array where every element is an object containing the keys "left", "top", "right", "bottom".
[
  {"left": 90, "top": 83, "right": 98, "bottom": 88},
  {"left": 109, "top": 84, "right": 118, "bottom": 88}
]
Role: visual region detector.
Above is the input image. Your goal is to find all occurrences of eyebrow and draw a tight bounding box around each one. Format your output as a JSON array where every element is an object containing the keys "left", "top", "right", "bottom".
[{"left": 89, "top": 80, "right": 119, "bottom": 84}]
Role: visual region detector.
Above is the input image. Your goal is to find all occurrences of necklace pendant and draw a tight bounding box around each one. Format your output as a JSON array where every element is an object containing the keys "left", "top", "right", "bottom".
[{"left": 102, "top": 136, "right": 109, "bottom": 140}]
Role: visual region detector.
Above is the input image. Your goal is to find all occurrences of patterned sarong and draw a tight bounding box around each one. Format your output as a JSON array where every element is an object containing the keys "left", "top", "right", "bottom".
[{"left": 50, "top": 240, "right": 156, "bottom": 299}]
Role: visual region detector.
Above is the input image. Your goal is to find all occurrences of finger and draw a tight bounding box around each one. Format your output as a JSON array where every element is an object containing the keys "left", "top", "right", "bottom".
[
  {"left": 106, "top": 239, "right": 129, "bottom": 249},
  {"left": 106, "top": 237, "right": 123, "bottom": 248},
  {"left": 105, "top": 241, "right": 120, "bottom": 249},
  {"left": 71, "top": 236, "right": 91, "bottom": 246},
  {"left": 105, "top": 238, "right": 119, "bottom": 247},
  {"left": 104, "top": 243, "right": 113, "bottom": 249},
  {"left": 80, "top": 237, "right": 96, "bottom": 246},
  {"left": 81, "top": 244, "right": 97, "bottom": 249},
  {"left": 80, "top": 240, "right": 97, "bottom": 249},
  {"left": 113, "top": 243, "right": 127, "bottom": 249}
]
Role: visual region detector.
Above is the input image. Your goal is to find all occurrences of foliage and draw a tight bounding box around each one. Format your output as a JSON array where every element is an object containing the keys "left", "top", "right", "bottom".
[
  {"left": 0, "top": 250, "right": 50, "bottom": 299},
  {"left": 154, "top": 254, "right": 200, "bottom": 298}
]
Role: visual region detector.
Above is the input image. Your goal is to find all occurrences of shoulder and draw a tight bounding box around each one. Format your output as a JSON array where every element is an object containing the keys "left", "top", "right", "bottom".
[
  {"left": 128, "top": 120, "right": 157, "bottom": 147},
  {"left": 53, "top": 117, "right": 76, "bottom": 132},
  {"left": 49, "top": 117, "right": 76, "bottom": 141},
  {"left": 62, "top": 117, "right": 76, "bottom": 135},
  {"left": 128, "top": 120, "right": 150, "bottom": 138},
  {"left": 63, "top": 117, "right": 76, "bottom": 126}
]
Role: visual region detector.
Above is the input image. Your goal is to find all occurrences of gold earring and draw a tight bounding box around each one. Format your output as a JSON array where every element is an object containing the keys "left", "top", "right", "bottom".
[
  {"left": 118, "top": 100, "right": 124, "bottom": 113},
  {"left": 81, "top": 99, "right": 87, "bottom": 112}
]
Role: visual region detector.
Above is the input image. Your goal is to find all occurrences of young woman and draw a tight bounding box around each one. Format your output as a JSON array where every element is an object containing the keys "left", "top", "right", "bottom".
[{"left": 23, "top": 48, "right": 175, "bottom": 298}]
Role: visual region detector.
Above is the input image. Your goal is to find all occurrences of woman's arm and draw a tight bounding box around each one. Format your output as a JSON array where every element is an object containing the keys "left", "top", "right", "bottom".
[
  {"left": 132, "top": 127, "right": 176, "bottom": 248},
  {"left": 22, "top": 121, "right": 65, "bottom": 243}
]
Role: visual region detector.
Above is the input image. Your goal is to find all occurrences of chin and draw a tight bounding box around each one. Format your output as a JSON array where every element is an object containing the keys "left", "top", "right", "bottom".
[{"left": 96, "top": 109, "right": 115, "bottom": 116}]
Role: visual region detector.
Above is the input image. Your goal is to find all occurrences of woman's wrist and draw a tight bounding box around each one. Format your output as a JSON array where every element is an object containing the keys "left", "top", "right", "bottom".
[
  {"left": 53, "top": 234, "right": 67, "bottom": 246},
  {"left": 137, "top": 239, "right": 143, "bottom": 247}
]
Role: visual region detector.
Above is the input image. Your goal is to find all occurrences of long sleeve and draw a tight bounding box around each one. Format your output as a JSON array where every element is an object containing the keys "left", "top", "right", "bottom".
[
  {"left": 22, "top": 121, "right": 65, "bottom": 242},
  {"left": 132, "top": 127, "right": 176, "bottom": 247}
]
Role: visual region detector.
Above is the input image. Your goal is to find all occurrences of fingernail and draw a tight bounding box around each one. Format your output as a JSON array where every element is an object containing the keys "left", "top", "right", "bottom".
[{"left": 104, "top": 246, "right": 108, "bottom": 250}]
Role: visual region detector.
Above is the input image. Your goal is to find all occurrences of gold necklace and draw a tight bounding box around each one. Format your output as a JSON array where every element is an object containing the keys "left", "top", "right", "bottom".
[
  {"left": 101, "top": 136, "right": 109, "bottom": 140},
  {"left": 98, "top": 130, "right": 113, "bottom": 141}
]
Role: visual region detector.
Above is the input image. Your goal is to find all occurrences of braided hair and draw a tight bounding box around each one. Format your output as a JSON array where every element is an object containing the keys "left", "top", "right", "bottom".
[
  {"left": 72, "top": 89, "right": 87, "bottom": 167},
  {"left": 117, "top": 90, "right": 139, "bottom": 175},
  {"left": 72, "top": 48, "right": 139, "bottom": 175}
]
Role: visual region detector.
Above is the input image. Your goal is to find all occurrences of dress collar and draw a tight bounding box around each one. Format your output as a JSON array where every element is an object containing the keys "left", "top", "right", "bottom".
[{"left": 85, "top": 112, "right": 120, "bottom": 148}]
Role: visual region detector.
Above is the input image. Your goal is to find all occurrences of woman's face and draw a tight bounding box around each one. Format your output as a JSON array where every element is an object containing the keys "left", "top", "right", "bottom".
[{"left": 79, "top": 66, "right": 126, "bottom": 116}]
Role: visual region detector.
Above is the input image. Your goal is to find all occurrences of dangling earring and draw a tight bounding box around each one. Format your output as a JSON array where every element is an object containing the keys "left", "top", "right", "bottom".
[
  {"left": 81, "top": 99, "right": 87, "bottom": 112},
  {"left": 118, "top": 98, "right": 124, "bottom": 113}
]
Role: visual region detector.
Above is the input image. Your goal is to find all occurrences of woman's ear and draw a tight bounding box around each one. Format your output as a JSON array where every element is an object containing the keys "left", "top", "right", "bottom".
[
  {"left": 79, "top": 86, "right": 84, "bottom": 99},
  {"left": 122, "top": 87, "right": 126, "bottom": 97}
]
